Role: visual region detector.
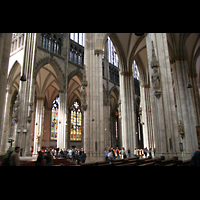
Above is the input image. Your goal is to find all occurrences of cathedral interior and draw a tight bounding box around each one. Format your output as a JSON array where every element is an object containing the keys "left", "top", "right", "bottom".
[{"left": 0, "top": 33, "right": 200, "bottom": 163}]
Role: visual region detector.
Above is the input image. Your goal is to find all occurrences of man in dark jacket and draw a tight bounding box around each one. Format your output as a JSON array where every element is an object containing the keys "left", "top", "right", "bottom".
[
  {"left": 190, "top": 145, "right": 200, "bottom": 166},
  {"left": 80, "top": 151, "right": 86, "bottom": 163}
]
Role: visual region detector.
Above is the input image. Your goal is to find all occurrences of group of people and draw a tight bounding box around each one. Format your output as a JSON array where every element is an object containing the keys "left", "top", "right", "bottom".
[
  {"left": 35, "top": 147, "right": 87, "bottom": 166},
  {"left": 3, "top": 145, "right": 200, "bottom": 166},
  {"left": 135, "top": 147, "right": 156, "bottom": 158},
  {"left": 104, "top": 146, "right": 156, "bottom": 162},
  {"left": 104, "top": 147, "right": 131, "bottom": 162}
]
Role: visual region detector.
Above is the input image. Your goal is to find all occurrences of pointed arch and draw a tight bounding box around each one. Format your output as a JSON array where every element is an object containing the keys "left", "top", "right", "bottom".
[
  {"left": 34, "top": 57, "right": 65, "bottom": 91},
  {"left": 7, "top": 60, "right": 21, "bottom": 91}
]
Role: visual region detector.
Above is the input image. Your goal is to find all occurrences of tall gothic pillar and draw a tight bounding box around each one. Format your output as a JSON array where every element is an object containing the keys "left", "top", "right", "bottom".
[
  {"left": 84, "top": 33, "right": 104, "bottom": 162},
  {"left": 33, "top": 98, "right": 44, "bottom": 156},
  {"left": 171, "top": 58, "right": 198, "bottom": 159},
  {"left": 57, "top": 90, "right": 66, "bottom": 150},
  {"left": 15, "top": 33, "right": 37, "bottom": 156},
  {"left": 120, "top": 71, "right": 136, "bottom": 156},
  {"left": 146, "top": 33, "right": 183, "bottom": 159},
  {"left": 103, "top": 39, "right": 111, "bottom": 149},
  {"left": 0, "top": 33, "right": 12, "bottom": 147},
  {"left": 140, "top": 84, "right": 154, "bottom": 150}
]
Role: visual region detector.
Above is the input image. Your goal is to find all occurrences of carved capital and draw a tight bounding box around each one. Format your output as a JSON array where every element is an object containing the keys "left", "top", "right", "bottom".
[{"left": 94, "top": 49, "right": 104, "bottom": 56}]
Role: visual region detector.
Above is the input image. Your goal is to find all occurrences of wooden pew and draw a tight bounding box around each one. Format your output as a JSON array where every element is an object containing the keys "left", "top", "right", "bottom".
[
  {"left": 155, "top": 157, "right": 178, "bottom": 166},
  {"left": 179, "top": 159, "right": 191, "bottom": 166}
]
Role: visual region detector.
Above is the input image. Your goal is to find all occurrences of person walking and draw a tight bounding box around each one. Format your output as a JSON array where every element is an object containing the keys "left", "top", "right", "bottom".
[
  {"left": 9, "top": 146, "right": 20, "bottom": 166},
  {"left": 190, "top": 145, "right": 200, "bottom": 166}
]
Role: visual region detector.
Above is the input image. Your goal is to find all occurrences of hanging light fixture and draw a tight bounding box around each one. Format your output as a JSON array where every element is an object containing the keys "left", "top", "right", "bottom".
[{"left": 20, "top": 73, "right": 26, "bottom": 81}]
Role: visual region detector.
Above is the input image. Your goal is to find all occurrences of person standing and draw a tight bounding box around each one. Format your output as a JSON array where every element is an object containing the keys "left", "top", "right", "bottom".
[
  {"left": 116, "top": 147, "right": 120, "bottom": 159},
  {"left": 190, "top": 145, "right": 200, "bottom": 166},
  {"left": 108, "top": 149, "right": 113, "bottom": 163},
  {"left": 104, "top": 148, "right": 109, "bottom": 161},
  {"left": 9, "top": 146, "right": 20, "bottom": 166},
  {"left": 134, "top": 148, "right": 137, "bottom": 157},
  {"left": 80, "top": 151, "right": 86, "bottom": 163},
  {"left": 128, "top": 147, "right": 131, "bottom": 158},
  {"left": 35, "top": 151, "right": 45, "bottom": 166},
  {"left": 149, "top": 148, "right": 152, "bottom": 158}
]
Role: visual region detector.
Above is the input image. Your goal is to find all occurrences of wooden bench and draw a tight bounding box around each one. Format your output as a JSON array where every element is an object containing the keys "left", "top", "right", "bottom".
[
  {"left": 155, "top": 157, "right": 178, "bottom": 166},
  {"left": 178, "top": 159, "right": 191, "bottom": 166},
  {"left": 20, "top": 161, "right": 36, "bottom": 166},
  {"left": 52, "top": 159, "right": 76, "bottom": 166}
]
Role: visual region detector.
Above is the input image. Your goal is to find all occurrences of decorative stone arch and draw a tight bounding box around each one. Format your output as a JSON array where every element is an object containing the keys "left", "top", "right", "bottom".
[
  {"left": 34, "top": 56, "right": 65, "bottom": 92},
  {"left": 68, "top": 68, "right": 83, "bottom": 84},
  {"left": 7, "top": 60, "right": 21, "bottom": 91},
  {"left": 109, "top": 85, "right": 119, "bottom": 98}
]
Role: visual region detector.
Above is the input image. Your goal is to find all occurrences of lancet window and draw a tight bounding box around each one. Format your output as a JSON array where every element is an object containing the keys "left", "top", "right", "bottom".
[
  {"left": 70, "top": 101, "right": 82, "bottom": 141},
  {"left": 51, "top": 97, "right": 59, "bottom": 140},
  {"left": 133, "top": 60, "right": 140, "bottom": 80},
  {"left": 40, "top": 33, "right": 62, "bottom": 55}
]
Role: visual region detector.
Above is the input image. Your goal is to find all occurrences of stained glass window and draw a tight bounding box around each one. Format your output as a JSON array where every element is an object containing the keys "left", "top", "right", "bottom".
[
  {"left": 108, "top": 36, "right": 119, "bottom": 67},
  {"left": 133, "top": 60, "right": 140, "bottom": 80},
  {"left": 70, "top": 33, "right": 85, "bottom": 46},
  {"left": 70, "top": 101, "right": 82, "bottom": 141},
  {"left": 51, "top": 97, "right": 59, "bottom": 140}
]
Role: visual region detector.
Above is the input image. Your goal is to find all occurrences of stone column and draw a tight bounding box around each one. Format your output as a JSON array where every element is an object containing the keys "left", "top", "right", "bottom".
[
  {"left": 84, "top": 33, "right": 104, "bottom": 162},
  {"left": 15, "top": 33, "right": 37, "bottom": 156},
  {"left": 120, "top": 71, "right": 136, "bottom": 156},
  {"left": 171, "top": 58, "right": 198, "bottom": 159},
  {"left": 33, "top": 98, "right": 44, "bottom": 156},
  {"left": 0, "top": 33, "right": 12, "bottom": 146},
  {"left": 146, "top": 33, "right": 182, "bottom": 159},
  {"left": 57, "top": 91, "right": 66, "bottom": 150},
  {"left": 103, "top": 39, "right": 111, "bottom": 149}
]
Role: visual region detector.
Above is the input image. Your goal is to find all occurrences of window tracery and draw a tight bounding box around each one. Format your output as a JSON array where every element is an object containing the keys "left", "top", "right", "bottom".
[{"left": 40, "top": 33, "right": 62, "bottom": 55}]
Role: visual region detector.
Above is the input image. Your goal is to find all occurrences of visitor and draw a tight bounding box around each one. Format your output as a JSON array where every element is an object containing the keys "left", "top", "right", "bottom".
[
  {"left": 128, "top": 147, "right": 131, "bottom": 158},
  {"left": 112, "top": 148, "right": 116, "bottom": 160},
  {"left": 2, "top": 150, "right": 13, "bottom": 166},
  {"left": 104, "top": 148, "right": 109, "bottom": 161},
  {"left": 149, "top": 148, "right": 152, "bottom": 158},
  {"left": 190, "top": 145, "right": 200, "bottom": 166},
  {"left": 134, "top": 148, "right": 137, "bottom": 157},
  {"left": 44, "top": 151, "right": 53, "bottom": 166},
  {"left": 68, "top": 148, "right": 72, "bottom": 160},
  {"left": 9, "top": 146, "right": 20, "bottom": 166},
  {"left": 122, "top": 147, "right": 126, "bottom": 159},
  {"left": 35, "top": 151, "right": 45, "bottom": 166},
  {"left": 144, "top": 147, "right": 148, "bottom": 157},
  {"left": 80, "top": 151, "right": 86, "bottom": 163},
  {"left": 116, "top": 147, "right": 120, "bottom": 159},
  {"left": 108, "top": 149, "right": 113, "bottom": 163}
]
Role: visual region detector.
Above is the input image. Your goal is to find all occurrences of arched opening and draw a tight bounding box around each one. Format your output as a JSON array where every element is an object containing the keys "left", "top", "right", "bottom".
[
  {"left": 33, "top": 62, "right": 60, "bottom": 155},
  {"left": 110, "top": 87, "right": 120, "bottom": 148},
  {"left": 67, "top": 74, "right": 83, "bottom": 149},
  {"left": 3, "top": 61, "right": 21, "bottom": 152}
]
